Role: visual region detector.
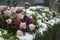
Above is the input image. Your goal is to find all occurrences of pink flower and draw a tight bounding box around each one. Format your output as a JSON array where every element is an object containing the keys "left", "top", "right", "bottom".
[
  {"left": 4, "top": 10, "right": 12, "bottom": 16},
  {"left": 0, "top": 6, "right": 7, "bottom": 11},
  {"left": 6, "top": 19, "right": 12, "bottom": 24},
  {"left": 17, "top": 14, "right": 24, "bottom": 19},
  {"left": 20, "top": 22, "right": 26, "bottom": 29},
  {"left": 17, "top": 30, "right": 23, "bottom": 36},
  {"left": 10, "top": 7, "right": 17, "bottom": 13},
  {"left": 29, "top": 24, "right": 36, "bottom": 31}
]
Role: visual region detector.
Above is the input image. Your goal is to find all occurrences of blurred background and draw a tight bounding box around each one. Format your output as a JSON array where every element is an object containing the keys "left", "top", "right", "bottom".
[
  {"left": 0, "top": 0, "right": 59, "bottom": 12},
  {"left": 0, "top": 0, "right": 60, "bottom": 40}
]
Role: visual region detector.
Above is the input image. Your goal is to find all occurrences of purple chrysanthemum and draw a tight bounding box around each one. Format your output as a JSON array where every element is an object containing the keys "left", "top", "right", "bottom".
[
  {"left": 17, "top": 9, "right": 23, "bottom": 13},
  {"left": 14, "top": 19, "right": 21, "bottom": 26},
  {"left": 29, "top": 18, "right": 34, "bottom": 24},
  {"left": 24, "top": 16, "right": 29, "bottom": 22},
  {"left": 24, "top": 16, "right": 34, "bottom": 24}
]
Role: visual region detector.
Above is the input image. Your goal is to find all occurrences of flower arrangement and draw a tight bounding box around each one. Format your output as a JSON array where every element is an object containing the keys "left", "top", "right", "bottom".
[{"left": 0, "top": 6, "right": 60, "bottom": 40}]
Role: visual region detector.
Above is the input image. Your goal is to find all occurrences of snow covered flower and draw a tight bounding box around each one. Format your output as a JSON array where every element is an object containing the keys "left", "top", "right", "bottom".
[
  {"left": 6, "top": 19, "right": 12, "bottom": 24},
  {"left": 17, "top": 30, "right": 23, "bottom": 36},
  {"left": 29, "top": 24, "right": 36, "bottom": 31},
  {"left": 20, "top": 22, "right": 26, "bottom": 29},
  {"left": 4, "top": 10, "right": 12, "bottom": 16},
  {"left": 17, "top": 14, "right": 24, "bottom": 19}
]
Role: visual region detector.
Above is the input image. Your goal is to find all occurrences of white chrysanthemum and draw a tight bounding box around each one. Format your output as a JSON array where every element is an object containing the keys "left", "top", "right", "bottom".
[
  {"left": 29, "top": 7, "right": 36, "bottom": 10},
  {"left": 54, "top": 18, "right": 60, "bottom": 24},
  {"left": 37, "top": 13, "right": 43, "bottom": 18},
  {"left": 0, "top": 31, "right": 2, "bottom": 37},
  {"left": 17, "top": 30, "right": 23, "bottom": 37},
  {"left": 48, "top": 19, "right": 55, "bottom": 26},
  {"left": 0, "top": 37, "right": 4, "bottom": 40},
  {"left": 37, "top": 20, "right": 41, "bottom": 26},
  {"left": 38, "top": 23, "right": 48, "bottom": 35},
  {"left": 4, "top": 10, "right": 12, "bottom": 16},
  {"left": 42, "top": 13, "right": 46, "bottom": 17},
  {"left": 17, "top": 33, "right": 34, "bottom": 40},
  {"left": 29, "top": 24, "right": 36, "bottom": 31},
  {"left": 10, "top": 7, "right": 17, "bottom": 13},
  {"left": 26, "top": 9, "right": 34, "bottom": 14},
  {"left": 51, "top": 16, "right": 53, "bottom": 19},
  {"left": 44, "top": 8, "right": 49, "bottom": 11},
  {"left": 45, "top": 17, "right": 48, "bottom": 20},
  {"left": 6, "top": 19, "right": 12, "bottom": 24}
]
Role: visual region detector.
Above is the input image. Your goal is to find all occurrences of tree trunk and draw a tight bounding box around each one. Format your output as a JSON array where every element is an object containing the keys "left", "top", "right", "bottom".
[{"left": 49, "top": 0, "right": 56, "bottom": 11}]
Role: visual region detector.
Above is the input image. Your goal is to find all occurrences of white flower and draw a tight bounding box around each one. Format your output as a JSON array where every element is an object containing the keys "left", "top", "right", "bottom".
[
  {"left": 26, "top": 9, "right": 34, "bottom": 15},
  {"left": 44, "top": 7, "right": 49, "bottom": 11},
  {"left": 37, "top": 13, "right": 43, "bottom": 18},
  {"left": 45, "top": 17, "right": 48, "bottom": 20},
  {"left": 17, "top": 33, "right": 34, "bottom": 40},
  {"left": 42, "top": 13, "right": 46, "bottom": 17},
  {"left": 20, "top": 22, "right": 26, "bottom": 29},
  {"left": 4, "top": 10, "right": 12, "bottom": 16},
  {"left": 6, "top": 19, "right": 12, "bottom": 24},
  {"left": 17, "top": 14, "right": 24, "bottom": 19},
  {"left": 37, "top": 20, "right": 41, "bottom": 26},
  {"left": 0, "top": 37, "right": 4, "bottom": 40},
  {"left": 54, "top": 18, "right": 60, "bottom": 24},
  {"left": 17, "top": 30, "right": 23, "bottom": 37},
  {"left": 29, "top": 7, "right": 36, "bottom": 10},
  {"left": 38, "top": 23, "right": 48, "bottom": 35},
  {"left": 10, "top": 7, "right": 17, "bottom": 13},
  {"left": 0, "top": 31, "right": 2, "bottom": 37},
  {"left": 29, "top": 24, "right": 36, "bottom": 31},
  {"left": 48, "top": 19, "right": 55, "bottom": 26}
]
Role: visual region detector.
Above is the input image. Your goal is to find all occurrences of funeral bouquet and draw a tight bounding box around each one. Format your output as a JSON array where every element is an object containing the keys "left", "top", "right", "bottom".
[{"left": 0, "top": 6, "right": 60, "bottom": 40}]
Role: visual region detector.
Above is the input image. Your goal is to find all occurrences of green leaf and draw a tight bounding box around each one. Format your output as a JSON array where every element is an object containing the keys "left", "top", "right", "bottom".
[
  {"left": 7, "top": 35, "right": 16, "bottom": 40},
  {"left": 3, "top": 33, "right": 13, "bottom": 39}
]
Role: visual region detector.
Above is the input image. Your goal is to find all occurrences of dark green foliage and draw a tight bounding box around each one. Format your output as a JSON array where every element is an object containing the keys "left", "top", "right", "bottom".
[{"left": 34, "top": 23, "right": 60, "bottom": 40}]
